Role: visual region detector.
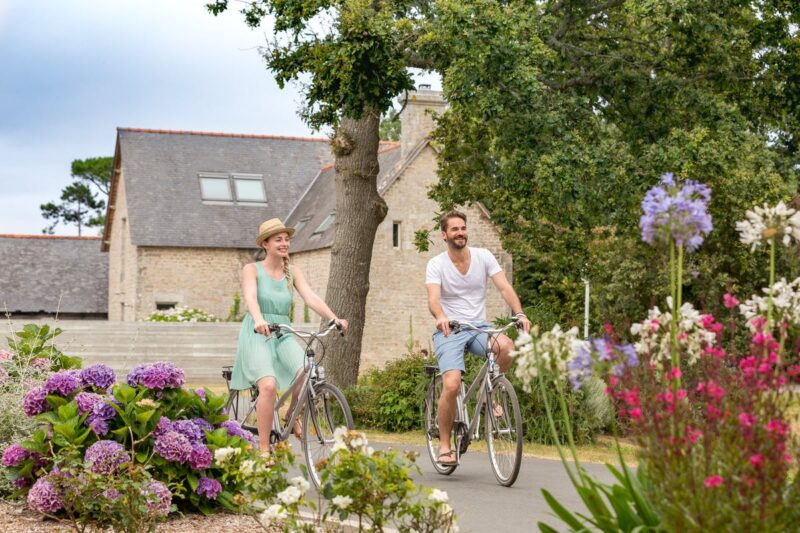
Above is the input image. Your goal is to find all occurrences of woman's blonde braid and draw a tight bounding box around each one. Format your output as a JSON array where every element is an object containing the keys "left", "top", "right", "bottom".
[{"left": 282, "top": 256, "right": 292, "bottom": 293}]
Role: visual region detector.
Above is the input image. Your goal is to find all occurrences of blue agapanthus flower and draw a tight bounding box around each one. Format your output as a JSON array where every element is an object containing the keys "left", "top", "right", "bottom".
[
  {"left": 568, "top": 338, "right": 640, "bottom": 390},
  {"left": 640, "top": 173, "right": 712, "bottom": 252}
]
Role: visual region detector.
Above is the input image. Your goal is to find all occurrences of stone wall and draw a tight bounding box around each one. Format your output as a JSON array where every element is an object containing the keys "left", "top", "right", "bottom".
[
  {"left": 107, "top": 174, "right": 139, "bottom": 321},
  {"left": 135, "top": 247, "right": 254, "bottom": 321},
  {"left": 289, "top": 248, "right": 331, "bottom": 324}
]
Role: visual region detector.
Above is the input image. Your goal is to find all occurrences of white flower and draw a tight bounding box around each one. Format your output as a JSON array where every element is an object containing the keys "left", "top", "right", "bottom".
[
  {"left": 739, "top": 277, "right": 800, "bottom": 329},
  {"left": 277, "top": 485, "right": 302, "bottom": 506},
  {"left": 332, "top": 441, "right": 347, "bottom": 453},
  {"left": 333, "top": 426, "right": 349, "bottom": 444},
  {"left": 512, "top": 324, "right": 579, "bottom": 391},
  {"left": 290, "top": 476, "right": 310, "bottom": 493},
  {"left": 629, "top": 301, "right": 717, "bottom": 366},
  {"left": 429, "top": 489, "right": 449, "bottom": 503},
  {"left": 332, "top": 495, "right": 353, "bottom": 509},
  {"left": 365, "top": 446, "right": 375, "bottom": 457},
  {"left": 260, "top": 504, "right": 287, "bottom": 527},
  {"left": 736, "top": 201, "right": 800, "bottom": 251},
  {"left": 214, "top": 446, "right": 239, "bottom": 464},
  {"left": 239, "top": 460, "right": 256, "bottom": 475}
]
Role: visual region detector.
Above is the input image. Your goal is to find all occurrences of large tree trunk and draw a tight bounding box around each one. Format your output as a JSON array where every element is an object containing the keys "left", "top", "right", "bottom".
[{"left": 324, "top": 107, "right": 388, "bottom": 388}]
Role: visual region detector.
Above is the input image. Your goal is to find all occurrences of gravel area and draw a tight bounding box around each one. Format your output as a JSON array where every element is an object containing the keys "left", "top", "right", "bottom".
[{"left": 0, "top": 502, "right": 279, "bottom": 533}]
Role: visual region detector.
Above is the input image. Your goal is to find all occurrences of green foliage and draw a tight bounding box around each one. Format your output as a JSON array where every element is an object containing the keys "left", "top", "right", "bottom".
[
  {"left": 319, "top": 429, "right": 458, "bottom": 532},
  {"left": 303, "top": 303, "right": 311, "bottom": 323},
  {"left": 345, "top": 352, "right": 433, "bottom": 433},
  {"left": 379, "top": 108, "right": 401, "bottom": 141},
  {"left": 6, "top": 323, "right": 82, "bottom": 371},
  {"left": 40, "top": 156, "right": 112, "bottom": 235},
  {"left": 226, "top": 292, "right": 243, "bottom": 322},
  {"left": 428, "top": 0, "right": 800, "bottom": 332},
  {"left": 145, "top": 306, "right": 219, "bottom": 323}
]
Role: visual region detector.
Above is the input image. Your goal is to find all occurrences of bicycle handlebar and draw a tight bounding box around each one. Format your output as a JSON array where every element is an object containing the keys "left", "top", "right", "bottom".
[
  {"left": 257, "top": 319, "right": 345, "bottom": 339},
  {"left": 448, "top": 316, "right": 521, "bottom": 335}
]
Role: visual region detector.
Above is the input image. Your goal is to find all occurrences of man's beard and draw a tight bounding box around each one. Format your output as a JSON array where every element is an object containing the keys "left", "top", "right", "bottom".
[{"left": 447, "top": 236, "right": 468, "bottom": 250}]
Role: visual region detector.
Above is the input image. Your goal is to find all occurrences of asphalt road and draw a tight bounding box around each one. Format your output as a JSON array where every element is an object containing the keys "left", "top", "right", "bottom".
[{"left": 371, "top": 440, "right": 613, "bottom": 533}]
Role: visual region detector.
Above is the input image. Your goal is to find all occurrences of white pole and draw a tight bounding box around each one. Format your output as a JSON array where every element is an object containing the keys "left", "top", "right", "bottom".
[{"left": 583, "top": 277, "right": 590, "bottom": 339}]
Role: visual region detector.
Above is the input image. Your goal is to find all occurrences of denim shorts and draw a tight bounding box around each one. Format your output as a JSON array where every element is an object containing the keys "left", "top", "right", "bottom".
[{"left": 432, "top": 322, "right": 491, "bottom": 373}]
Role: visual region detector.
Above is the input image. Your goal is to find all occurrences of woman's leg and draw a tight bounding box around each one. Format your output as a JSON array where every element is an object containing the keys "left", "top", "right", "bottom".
[
  {"left": 285, "top": 368, "right": 306, "bottom": 437},
  {"left": 256, "top": 376, "right": 278, "bottom": 453}
]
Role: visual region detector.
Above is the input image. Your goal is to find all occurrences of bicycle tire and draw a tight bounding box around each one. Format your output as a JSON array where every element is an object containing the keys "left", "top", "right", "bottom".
[
  {"left": 224, "top": 387, "right": 258, "bottom": 434},
  {"left": 302, "top": 382, "right": 354, "bottom": 489},
  {"left": 485, "top": 375, "right": 523, "bottom": 486},
  {"left": 424, "top": 375, "right": 458, "bottom": 475}
]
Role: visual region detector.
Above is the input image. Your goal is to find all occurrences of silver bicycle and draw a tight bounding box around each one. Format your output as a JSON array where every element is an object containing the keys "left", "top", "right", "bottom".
[
  {"left": 423, "top": 318, "right": 523, "bottom": 487},
  {"left": 222, "top": 320, "right": 354, "bottom": 488}
]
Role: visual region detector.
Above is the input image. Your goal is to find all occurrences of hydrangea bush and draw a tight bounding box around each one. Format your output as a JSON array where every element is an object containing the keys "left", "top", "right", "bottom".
[{"left": 145, "top": 306, "right": 220, "bottom": 323}]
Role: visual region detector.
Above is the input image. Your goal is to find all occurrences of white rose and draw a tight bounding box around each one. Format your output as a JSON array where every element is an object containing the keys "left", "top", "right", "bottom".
[
  {"left": 277, "top": 485, "right": 302, "bottom": 506},
  {"left": 332, "top": 495, "right": 353, "bottom": 509}
]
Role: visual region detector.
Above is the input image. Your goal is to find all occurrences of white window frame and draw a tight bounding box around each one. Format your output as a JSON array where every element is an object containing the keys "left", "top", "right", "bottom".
[
  {"left": 294, "top": 216, "right": 312, "bottom": 233},
  {"left": 199, "top": 173, "right": 232, "bottom": 201},
  {"left": 232, "top": 173, "right": 267, "bottom": 203},
  {"left": 313, "top": 212, "right": 336, "bottom": 235}
]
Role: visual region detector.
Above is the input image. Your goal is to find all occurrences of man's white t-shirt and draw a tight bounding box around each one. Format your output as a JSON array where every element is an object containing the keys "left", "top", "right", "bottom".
[{"left": 425, "top": 247, "right": 503, "bottom": 323}]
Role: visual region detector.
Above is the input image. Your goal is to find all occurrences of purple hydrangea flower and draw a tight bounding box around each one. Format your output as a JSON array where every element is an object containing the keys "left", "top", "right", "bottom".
[
  {"left": 192, "top": 417, "right": 214, "bottom": 433},
  {"left": 196, "top": 477, "right": 222, "bottom": 500},
  {"left": 220, "top": 420, "right": 257, "bottom": 445},
  {"left": 88, "top": 417, "right": 110, "bottom": 436},
  {"left": 12, "top": 477, "right": 32, "bottom": 489},
  {"left": 154, "top": 416, "right": 172, "bottom": 438},
  {"left": 154, "top": 431, "right": 192, "bottom": 463},
  {"left": 27, "top": 477, "right": 62, "bottom": 514},
  {"left": 80, "top": 364, "right": 116, "bottom": 391},
  {"left": 23, "top": 386, "right": 48, "bottom": 417},
  {"left": 142, "top": 480, "right": 172, "bottom": 516},
  {"left": 75, "top": 392, "right": 104, "bottom": 415},
  {"left": 126, "top": 362, "right": 185, "bottom": 390},
  {"left": 188, "top": 443, "right": 212, "bottom": 470},
  {"left": 170, "top": 420, "right": 205, "bottom": 444},
  {"left": 102, "top": 488, "right": 120, "bottom": 501},
  {"left": 84, "top": 440, "right": 131, "bottom": 475},
  {"left": 2, "top": 444, "right": 33, "bottom": 467},
  {"left": 195, "top": 388, "right": 206, "bottom": 402},
  {"left": 44, "top": 370, "right": 82, "bottom": 397},
  {"left": 640, "top": 173, "right": 713, "bottom": 252}
]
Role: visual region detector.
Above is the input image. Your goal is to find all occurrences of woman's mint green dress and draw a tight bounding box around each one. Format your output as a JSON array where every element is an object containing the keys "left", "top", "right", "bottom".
[{"left": 231, "top": 262, "right": 305, "bottom": 390}]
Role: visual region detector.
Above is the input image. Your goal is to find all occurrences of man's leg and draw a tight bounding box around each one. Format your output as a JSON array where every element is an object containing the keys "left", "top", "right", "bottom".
[
  {"left": 437, "top": 369, "right": 462, "bottom": 463},
  {"left": 492, "top": 333, "right": 515, "bottom": 373}
]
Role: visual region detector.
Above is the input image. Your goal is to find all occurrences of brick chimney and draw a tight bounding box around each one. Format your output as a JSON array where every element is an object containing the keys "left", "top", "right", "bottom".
[{"left": 399, "top": 86, "right": 446, "bottom": 159}]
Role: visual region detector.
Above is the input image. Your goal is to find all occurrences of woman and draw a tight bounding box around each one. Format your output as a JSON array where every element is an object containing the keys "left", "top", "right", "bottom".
[{"left": 230, "top": 218, "right": 348, "bottom": 457}]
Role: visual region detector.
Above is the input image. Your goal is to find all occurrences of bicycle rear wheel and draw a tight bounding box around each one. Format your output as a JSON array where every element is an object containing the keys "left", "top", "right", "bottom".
[
  {"left": 224, "top": 387, "right": 258, "bottom": 434},
  {"left": 424, "top": 375, "right": 457, "bottom": 475},
  {"left": 302, "top": 383, "right": 354, "bottom": 488},
  {"left": 485, "top": 376, "right": 522, "bottom": 486}
]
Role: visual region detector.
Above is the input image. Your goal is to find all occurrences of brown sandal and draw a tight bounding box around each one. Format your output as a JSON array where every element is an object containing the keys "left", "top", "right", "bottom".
[
  {"left": 437, "top": 450, "right": 457, "bottom": 465},
  {"left": 284, "top": 417, "right": 303, "bottom": 439}
]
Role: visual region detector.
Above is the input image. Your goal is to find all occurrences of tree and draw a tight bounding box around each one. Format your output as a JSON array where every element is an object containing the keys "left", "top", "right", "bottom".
[
  {"left": 41, "top": 157, "right": 113, "bottom": 235},
  {"left": 207, "top": 0, "right": 435, "bottom": 387},
  {"left": 379, "top": 108, "right": 401, "bottom": 141},
  {"left": 427, "top": 0, "right": 799, "bottom": 330}
]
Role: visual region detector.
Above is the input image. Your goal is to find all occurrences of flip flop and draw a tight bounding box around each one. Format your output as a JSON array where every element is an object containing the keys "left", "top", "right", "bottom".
[{"left": 437, "top": 450, "right": 457, "bottom": 465}]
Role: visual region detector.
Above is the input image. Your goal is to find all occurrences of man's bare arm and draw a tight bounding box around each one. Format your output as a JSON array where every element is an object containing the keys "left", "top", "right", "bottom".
[{"left": 426, "top": 283, "right": 451, "bottom": 336}]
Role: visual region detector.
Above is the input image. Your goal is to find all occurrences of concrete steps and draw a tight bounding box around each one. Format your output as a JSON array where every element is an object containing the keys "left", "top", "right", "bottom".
[{"left": 2, "top": 320, "right": 316, "bottom": 385}]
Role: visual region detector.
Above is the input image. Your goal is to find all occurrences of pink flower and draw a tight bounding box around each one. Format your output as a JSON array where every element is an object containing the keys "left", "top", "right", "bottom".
[
  {"left": 704, "top": 475, "right": 723, "bottom": 488},
  {"left": 629, "top": 408, "right": 642, "bottom": 419},
  {"left": 0, "top": 349, "right": 12, "bottom": 361},
  {"left": 667, "top": 368, "right": 682, "bottom": 380},
  {"left": 723, "top": 293, "right": 739, "bottom": 309},
  {"left": 31, "top": 358, "right": 49, "bottom": 368},
  {"left": 750, "top": 316, "right": 767, "bottom": 331},
  {"left": 739, "top": 412, "right": 756, "bottom": 427},
  {"left": 749, "top": 454, "right": 764, "bottom": 467},
  {"left": 766, "top": 419, "right": 787, "bottom": 436},
  {"left": 686, "top": 426, "right": 702, "bottom": 444},
  {"left": 604, "top": 323, "right": 613, "bottom": 335},
  {"left": 699, "top": 314, "right": 715, "bottom": 329}
]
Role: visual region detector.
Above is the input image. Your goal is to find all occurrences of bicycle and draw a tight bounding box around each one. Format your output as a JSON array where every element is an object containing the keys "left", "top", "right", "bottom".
[
  {"left": 222, "top": 319, "right": 354, "bottom": 488},
  {"left": 423, "top": 317, "right": 524, "bottom": 487}
]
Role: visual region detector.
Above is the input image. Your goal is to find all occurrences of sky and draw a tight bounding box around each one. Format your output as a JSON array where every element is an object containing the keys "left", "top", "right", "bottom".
[{"left": 0, "top": 0, "right": 439, "bottom": 236}]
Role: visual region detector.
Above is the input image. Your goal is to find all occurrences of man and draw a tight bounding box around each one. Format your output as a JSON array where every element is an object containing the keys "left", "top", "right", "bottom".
[{"left": 425, "top": 210, "right": 531, "bottom": 465}]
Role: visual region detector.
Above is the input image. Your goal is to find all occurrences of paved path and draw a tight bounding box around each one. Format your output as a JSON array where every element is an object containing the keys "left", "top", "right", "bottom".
[{"left": 370, "top": 440, "right": 614, "bottom": 533}]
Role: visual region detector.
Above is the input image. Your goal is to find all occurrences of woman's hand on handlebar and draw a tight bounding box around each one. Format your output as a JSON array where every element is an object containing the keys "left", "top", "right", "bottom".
[
  {"left": 331, "top": 318, "right": 348, "bottom": 332},
  {"left": 253, "top": 319, "right": 271, "bottom": 337}
]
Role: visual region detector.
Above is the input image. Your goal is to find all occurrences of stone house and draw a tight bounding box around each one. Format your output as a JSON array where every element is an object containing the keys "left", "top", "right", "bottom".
[
  {"left": 0, "top": 234, "right": 108, "bottom": 318},
  {"left": 102, "top": 89, "right": 511, "bottom": 368}
]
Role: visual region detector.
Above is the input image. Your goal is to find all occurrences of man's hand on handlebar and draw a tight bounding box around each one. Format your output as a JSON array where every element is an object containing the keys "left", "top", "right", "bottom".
[{"left": 513, "top": 314, "right": 532, "bottom": 333}]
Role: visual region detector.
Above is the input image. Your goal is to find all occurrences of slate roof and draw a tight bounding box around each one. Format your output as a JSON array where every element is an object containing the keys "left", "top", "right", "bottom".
[
  {"left": 286, "top": 143, "right": 403, "bottom": 253},
  {"left": 0, "top": 235, "right": 108, "bottom": 314},
  {"left": 105, "top": 128, "right": 335, "bottom": 250}
]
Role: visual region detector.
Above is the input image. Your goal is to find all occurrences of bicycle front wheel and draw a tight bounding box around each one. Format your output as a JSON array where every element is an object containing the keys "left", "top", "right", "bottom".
[
  {"left": 485, "top": 376, "right": 522, "bottom": 486},
  {"left": 224, "top": 387, "right": 258, "bottom": 434},
  {"left": 302, "top": 383, "right": 354, "bottom": 488},
  {"left": 424, "top": 375, "right": 457, "bottom": 475}
]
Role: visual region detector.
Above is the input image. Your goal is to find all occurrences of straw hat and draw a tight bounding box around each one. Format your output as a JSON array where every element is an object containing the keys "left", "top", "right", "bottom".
[{"left": 256, "top": 218, "right": 295, "bottom": 247}]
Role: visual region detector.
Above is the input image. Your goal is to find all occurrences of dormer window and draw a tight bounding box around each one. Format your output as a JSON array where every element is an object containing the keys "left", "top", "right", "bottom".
[
  {"left": 313, "top": 213, "right": 335, "bottom": 235},
  {"left": 294, "top": 216, "right": 311, "bottom": 233},
  {"left": 199, "top": 173, "right": 266, "bottom": 204}
]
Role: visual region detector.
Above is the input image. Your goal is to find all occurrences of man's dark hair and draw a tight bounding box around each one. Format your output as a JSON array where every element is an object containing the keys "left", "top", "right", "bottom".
[{"left": 440, "top": 210, "right": 467, "bottom": 231}]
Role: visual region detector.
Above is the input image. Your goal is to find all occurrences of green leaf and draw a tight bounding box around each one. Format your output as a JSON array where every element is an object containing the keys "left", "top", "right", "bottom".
[
  {"left": 136, "top": 451, "right": 149, "bottom": 463},
  {"left": 188, "top": 474, "right": 200, "bottom": 491},
  {"left": 538, "top": 523, "right": 561, "bottom": 533},
  {"left": 136, "top": 409, "right": 156, "bottom": 424},
  {"left": 541, "top": 489, "right": 585, "bottom": 531},
  {"left": 46, "top": 395, "right": 68, "bottom": 410}
]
